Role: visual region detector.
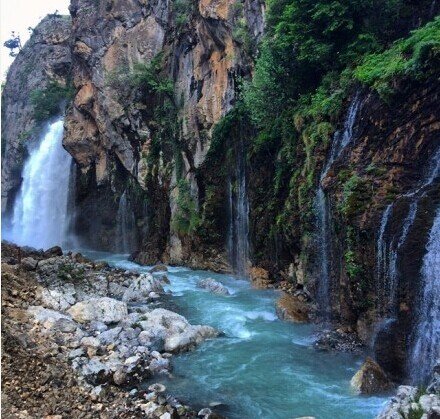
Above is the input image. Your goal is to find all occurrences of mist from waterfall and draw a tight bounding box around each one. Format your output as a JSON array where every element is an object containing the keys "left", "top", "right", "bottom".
[
  {"left": 115, "top": 190, "right": 137, "bottom": 254},
  {"left": 315, "top": 92, "right": 362, "bottom": 317},
  {"left": 227, "top": 137, "right": 249, "bottom": 278},
  {"left": 5, "top": 119, "right": 73, "bottom": 249},
  {"left": 409, "top": 207, "right": 440, "bottom": 384}
]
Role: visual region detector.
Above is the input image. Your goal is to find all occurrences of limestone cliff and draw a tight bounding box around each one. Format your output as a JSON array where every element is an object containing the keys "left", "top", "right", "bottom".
[
  {"left": 63, "top": 0, "right": 264, "bottom": 258},
  {"left": 1, "top": 15, "right": 72, "bottom": 213}
]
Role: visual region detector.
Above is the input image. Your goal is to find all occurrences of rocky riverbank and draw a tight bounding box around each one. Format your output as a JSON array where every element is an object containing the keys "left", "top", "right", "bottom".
[{"left": 1, "top": 242, "right": 222, "bottom": 418}]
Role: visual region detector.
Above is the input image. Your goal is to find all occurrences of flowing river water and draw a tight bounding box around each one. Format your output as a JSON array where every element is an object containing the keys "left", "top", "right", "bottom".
[{"left": 82, "top": 250, "right": 386, "bottom": 419}]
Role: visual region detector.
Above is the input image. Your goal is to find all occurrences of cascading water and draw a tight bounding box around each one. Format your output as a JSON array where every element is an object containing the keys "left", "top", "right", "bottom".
[
  {"left": 6, "top": 119, "right": 72, "bottom": 249},
  {"left": 227, "top": 137, "right": 249, "bottom": 278},
  {"left": 375, "top": 203, "right": 394, "bottom": 315},
  {"left": 409, "top": 207, "right": 440, "bottom": 384},
  {"left": 375, "top": 148, "right": 440, "bottom": 318},
  {"left": 315, "top": 93, "right": 362, "bottom": 316},
  {"left": 115, "top": 190, "right": 137, "bottom": 254}
]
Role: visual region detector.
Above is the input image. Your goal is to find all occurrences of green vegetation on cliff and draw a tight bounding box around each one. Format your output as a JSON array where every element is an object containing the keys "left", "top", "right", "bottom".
[
  {"left": 355, "top": 16, "right": 440, "bottom": 98},
  {"left": 31, "top": 81, "right": 74, "bottom": 122},
  {"left": 192, "top": 0, "right": 439, "bottom": 283}
]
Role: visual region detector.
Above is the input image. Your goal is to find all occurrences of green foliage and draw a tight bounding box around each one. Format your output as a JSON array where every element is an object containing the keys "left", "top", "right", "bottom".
[
  {"left": 355, "top": 17, "right": 440, "bottom": 98},
  {"left": 173, "top": 0, "right": 195, "bottom": 32},
  {"left": 172, "top": 179, "right": 200, "bottom": 235},
  {"left": 58, "top": 263, "right": 85, "bottom": 282},
  {"left": 339, "top": 173, "right": 372, "bottom": 218},
  {"left": 30, "top": 81, "right": 74, "bottom": 122},
  {"left": 130, "top": 54, "right": 174, "bottom": 99}
]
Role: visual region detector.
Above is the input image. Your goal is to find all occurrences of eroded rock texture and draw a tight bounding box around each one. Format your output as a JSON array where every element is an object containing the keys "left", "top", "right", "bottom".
[
  {"left": 63, "top": 0, "right": 263, "bottom": 255},
  {"left": 1, "top": 15, "right": 72, "bottom": 213}
]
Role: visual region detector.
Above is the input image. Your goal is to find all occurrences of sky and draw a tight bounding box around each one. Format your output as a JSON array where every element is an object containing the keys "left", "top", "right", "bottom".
[{"left": 0, "top": 0, "right": 70, "bottom": 79}]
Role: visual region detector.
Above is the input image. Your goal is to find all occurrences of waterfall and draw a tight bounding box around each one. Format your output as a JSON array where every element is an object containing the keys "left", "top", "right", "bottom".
[
  {"left": 375, "top": 148, "right": 440, "bottom": 317},
  {"left": 227, "top": 137, "right": 249, "bottom": 278},
  {"left": 409, "top": 207, "right": 440, "bottom": 384},
  {"left": 375, "top": 203, "right": 394, "bottom": 315},
  {"left": 6, "top": 119, "right": 72, "bottom": 249},
  {"left": 115, "top": 190, "right": 137, "bottom": 254},
  {"left": 315, "top": 93, "right": 362, "bottom": 316}
]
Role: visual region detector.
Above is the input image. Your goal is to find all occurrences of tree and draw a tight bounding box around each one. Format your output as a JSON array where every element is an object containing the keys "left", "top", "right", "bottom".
[{"left": 3, "top": 32, "right": 22, "bottom": 57}]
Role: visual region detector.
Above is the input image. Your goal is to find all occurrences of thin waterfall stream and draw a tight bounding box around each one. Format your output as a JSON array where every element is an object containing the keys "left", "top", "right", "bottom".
[
  {"left": 227, "top": 136, "right": 249, "bottom": 277},
  {"left": 115, "top": 190, "right": 137, "bottom": 254},
  {"left": 315, "top": 93, "right": 362, "bottom": 316},
  {"left": 375, "top": 148, "right": 440, "bottom": 324}
]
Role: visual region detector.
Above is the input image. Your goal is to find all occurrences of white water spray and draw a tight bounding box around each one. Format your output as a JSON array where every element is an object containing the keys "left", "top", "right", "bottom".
[
  {"left": 409, "top": 207, "right": 440, "bottom": 383},
  {"left": 6, "top": 119, "right": 72, "bottom": 249}
]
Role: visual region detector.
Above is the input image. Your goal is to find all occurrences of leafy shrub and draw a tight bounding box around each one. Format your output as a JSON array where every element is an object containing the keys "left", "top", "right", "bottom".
[
  {"left": 172, "top": 179, "right": 200, "bottom": 235},
  {"left": 355, "top": 17, "right": 440, "bottom": 98},
  {"left": 30, "top": 81, "right": 74, "bottom": 122}
]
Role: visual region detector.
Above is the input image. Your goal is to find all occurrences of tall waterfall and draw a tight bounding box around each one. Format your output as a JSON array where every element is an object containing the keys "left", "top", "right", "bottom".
[
  {"left": 7, "top": 119, "right": 72, "bottom": 249},
  {"left": 115, "top": 190, "right": 137, "bottom": 254},
  {"left": 315, "top": 93, "right": 362, "bottom": 316},
  {"left": 409, "top": 207, "right": 440, "bottom": 384},
  {"left": 227, "top": 137, "right": 249, "bottom": 278},
  {"left": 375, "top": 148, "right": 440, "bottom": 317}
]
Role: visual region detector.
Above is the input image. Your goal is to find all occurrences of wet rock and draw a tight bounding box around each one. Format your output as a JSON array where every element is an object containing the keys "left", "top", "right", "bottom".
[
  {"left": 150, "top": 264, "right": 168, "bottom": 273},
  {"left": 276, "top": 293, "right": 310, "bottom": 323},
  {"left": 197, "top": 278, "right": 230, "bottom": 295},
  {"left": 44, "top": 246, "right": 63, "bottom": 257},
  {"left": 139, "top": 308, "right": 218, "bottom": 353},
  {"left": 351, "top": 357, "right": 393, "bottom": 395},
  {"left": 67, "top": 297, "right": 128, "bottom": 324},
  {"left": 21, "top": 257, "right": 38, "bottom": 271},
  {"left": 314, "top": 328, "right": 364, "bottom": 353},
  {"left": 248, "top": 267, "right": 273, "bottom": 289},
  {"left": 148, "top": 383, "right": 166, "bottom": 393}
]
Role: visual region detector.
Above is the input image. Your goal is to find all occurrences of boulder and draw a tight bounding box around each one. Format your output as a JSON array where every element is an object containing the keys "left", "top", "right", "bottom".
[
  {"left": 197, "top": 278, "right": 230, "bottom": 295},
  {"left": 249, "top": 267, "right": 273, "bottom": 289},
  {"left": 150, "top": 264, "right": 168, "bottom": 273},
  {"left": 44, "top": 246, "right": 63, "bottom": 257},
  {"left": 67, "top": 297, "right": 128, "bottom": 324},
  {"left": 350, "top": 357, "right": 393, "bottom": 395},
  {"left": 28, "top": 306, "right": 72, "bottom": 329},
  {"left": 122, "top": 274, "right": 164, "bottom": 302},
  {"left": 276, "top": 293, "right": 309, "bottom": 323},
  {"left": 21, "top": 257, "right": 38, "bottom": 271},
  {"left": 164, "top": 325, "right": 218, "bottom": 353},
  {"left": 139, "top": 308, "right": 218, "bottom": 353},
  {"left": 40, "top": 284, "right": 76, "bottom": 311},
  {"left": 113, "top": 368, "right": 127, "bottom": 385}
]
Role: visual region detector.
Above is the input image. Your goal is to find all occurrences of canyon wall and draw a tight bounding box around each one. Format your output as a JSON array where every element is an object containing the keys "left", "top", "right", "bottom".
[{"left": 1, "top": 0, "right": 439, "bottom": 383}]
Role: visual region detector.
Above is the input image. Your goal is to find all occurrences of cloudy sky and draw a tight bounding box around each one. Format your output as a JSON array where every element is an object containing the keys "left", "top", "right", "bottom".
[{"left": 1, "top": 0, "right": 70, "bottom": 79}]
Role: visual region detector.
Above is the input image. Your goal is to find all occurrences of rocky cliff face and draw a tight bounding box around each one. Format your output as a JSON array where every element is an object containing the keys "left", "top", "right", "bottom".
[
  {"left": 63, "top": 0, "right": 263, "bottom": 256},
  {"left": 1, "top": 15, "right": 72, "bottom": 213}
]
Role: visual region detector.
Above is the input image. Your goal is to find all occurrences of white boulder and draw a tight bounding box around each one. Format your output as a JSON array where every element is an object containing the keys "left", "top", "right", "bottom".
[
  {"left": 67, "top": 297, "right": 128, "bottom": 324},
  {"left": 122, "top": 273, "right": 164, "bottom": 302}
]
